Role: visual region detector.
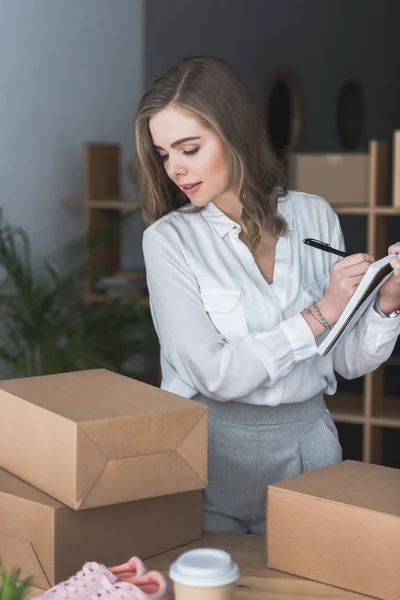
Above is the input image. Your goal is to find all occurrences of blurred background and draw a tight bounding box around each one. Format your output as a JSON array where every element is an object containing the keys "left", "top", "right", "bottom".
[{"left": 0, "top": 0, "right": 399, "bottom": 467}]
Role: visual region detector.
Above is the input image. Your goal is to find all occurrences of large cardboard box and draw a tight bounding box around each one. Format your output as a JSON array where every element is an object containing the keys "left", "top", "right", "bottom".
[
  {"left": 0, "top": 468, "right": 202, "bottom": 590},
  {"left": 267, "top": 460, "right": 400, "bottom": 600},
  {"left": 288, "top": 153, "right": 369, "bottom": 206},
  {"left": 0, "top": 369, "right": 207, "bottom": 509}
]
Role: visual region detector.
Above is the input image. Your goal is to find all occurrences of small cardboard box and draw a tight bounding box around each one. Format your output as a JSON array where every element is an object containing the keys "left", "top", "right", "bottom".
[
  {"left": 0, "top": 369, "right": 207, "bottom": 509},
  {"left": 288, "top": 153, "right": 369, "bottom": 206},
  {"left": 0, "top": 468, "right": 202, "bottom": 589},
  {"left": 267, "top": 460, "right": 400, "bottom": 600}
]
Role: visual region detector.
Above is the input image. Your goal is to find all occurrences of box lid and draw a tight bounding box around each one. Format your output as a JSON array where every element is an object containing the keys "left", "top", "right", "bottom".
[
  {"left": 270, "top": 460, "right": 400, "bottom": 518},
  {"left": 0, "top": 369, "right": 198, "bottom": 422},
  {"left": 0, "top": 369, "right": 208, "bottom": 509}
]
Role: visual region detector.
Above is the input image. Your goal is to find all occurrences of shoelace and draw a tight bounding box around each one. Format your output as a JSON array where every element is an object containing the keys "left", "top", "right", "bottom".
[{"left": 47, "top": 563, "right": 113, "bottom": 600}]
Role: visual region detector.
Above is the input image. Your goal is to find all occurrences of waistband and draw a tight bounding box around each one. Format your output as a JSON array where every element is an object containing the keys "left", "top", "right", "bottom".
[{"left": 193, "top": 392, "right": 327, "bottom": 426}]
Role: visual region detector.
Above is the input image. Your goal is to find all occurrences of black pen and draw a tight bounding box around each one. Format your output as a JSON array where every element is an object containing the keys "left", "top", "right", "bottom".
[{"left": 303, "top": 238, "right": 349, "bottom": 258}]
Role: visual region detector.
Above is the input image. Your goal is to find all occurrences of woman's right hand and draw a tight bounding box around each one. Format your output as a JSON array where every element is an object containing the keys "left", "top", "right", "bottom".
[{"left": 317, "top": 253, "right": 375, "bottom": 326}]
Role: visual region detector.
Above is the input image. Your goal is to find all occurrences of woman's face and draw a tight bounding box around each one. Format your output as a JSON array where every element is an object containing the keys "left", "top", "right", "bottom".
[{"left": 149, "top": 105, "right": 233, "bottom": 208}]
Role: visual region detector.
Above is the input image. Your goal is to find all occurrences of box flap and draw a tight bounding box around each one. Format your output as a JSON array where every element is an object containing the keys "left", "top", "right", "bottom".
[
  {"left": 176, "top": 411, "right": 208, "bottom": 484},
  {"left": 79, "top": 405, "right": 206, "bottom": 460},
  {"left": 270, "top": 460, "right": 400, "bottom": 517},
  {"left": 0, "top": 532, "right": 50, "bottom": 589},
  {"left": 75, "top": 430, "right": 108, "bottom": 508},
  {"left": 0, "top": 370, "right": 202, "bottom": 422},
  {"left": 0, "top": 469, "right": 60, "bottom": 508},
  {"left": 79, "top": 452, "right": 205, "bottom": 509},
  {"left": 31, "top": 513, "right": 55, "bottom": 587},
  {"left": 0, "top": 470, "right": 59, "bottom": 539}
]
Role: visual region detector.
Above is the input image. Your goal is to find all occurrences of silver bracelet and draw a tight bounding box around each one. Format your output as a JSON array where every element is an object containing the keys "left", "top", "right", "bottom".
[{"left": 311, "top": 301, "right": 331, "bottom": 330}]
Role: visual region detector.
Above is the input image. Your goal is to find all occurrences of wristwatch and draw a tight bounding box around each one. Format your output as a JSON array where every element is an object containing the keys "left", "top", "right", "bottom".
[{"left": 374, "top": 298, "right": 400, "bottom": 319}]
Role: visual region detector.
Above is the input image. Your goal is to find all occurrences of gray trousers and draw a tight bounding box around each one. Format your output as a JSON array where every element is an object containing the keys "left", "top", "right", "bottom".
[{"left": 196, "top": 393, "right": 342, "bottom": 535}]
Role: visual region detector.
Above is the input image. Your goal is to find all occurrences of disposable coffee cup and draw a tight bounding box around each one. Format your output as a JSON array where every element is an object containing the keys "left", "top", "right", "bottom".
[{"left": 169, "top": 548, "right": 240, "bottom": 600}]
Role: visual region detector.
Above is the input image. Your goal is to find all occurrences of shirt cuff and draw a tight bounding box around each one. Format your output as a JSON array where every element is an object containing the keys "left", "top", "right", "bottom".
[
  {"left": 365, "top": 301, "right": 400, "bottom": 334},
  {"left": 279, "top": 313, "right": 318, "bottom": 362}
]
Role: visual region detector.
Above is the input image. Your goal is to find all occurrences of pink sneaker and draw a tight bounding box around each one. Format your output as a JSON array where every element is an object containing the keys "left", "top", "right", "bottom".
[
  {"left": 35, "top": 561, "right": 119, "bottom": 600},
  {"left": 109, "top": 557, "right": 146, "bottom": 583},
  {"left": 114, "top": 572, "right": 167, "bottom": 600}
]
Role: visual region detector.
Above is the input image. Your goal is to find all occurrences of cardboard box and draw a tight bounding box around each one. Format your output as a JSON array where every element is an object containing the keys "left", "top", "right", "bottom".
[
  {"left": 288, "top": 153, "right": 369, "bottom": 206},
  {"left": 0, "top": 369, "right": 207, "bottom": 509},
  {"left": 0, "top": 468, "right": 202, "bottom": 590},
  {"left": 267, "top": 460, "right": 400, "bottom": 600}
]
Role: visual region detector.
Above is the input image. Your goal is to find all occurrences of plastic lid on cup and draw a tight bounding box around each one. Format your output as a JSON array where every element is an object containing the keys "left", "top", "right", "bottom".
[{"left": 169, "top": 548, "right": 240, "bottom": 588}]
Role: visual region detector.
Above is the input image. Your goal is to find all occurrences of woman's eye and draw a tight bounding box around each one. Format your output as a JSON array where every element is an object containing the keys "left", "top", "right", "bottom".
[
  {"left": 160, "top": 154, "right": 168, "bottom": 162},
  {"left": 182, "top": 148, "right": 199, "bottom": 157}
]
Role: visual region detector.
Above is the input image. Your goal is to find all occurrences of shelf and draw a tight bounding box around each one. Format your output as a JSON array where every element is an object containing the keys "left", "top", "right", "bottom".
[
  {"left": 333, "top": 205, "right": 400, "bottom": 215},
  {"left": 334, "top": 206, "right": 370, "bottom": 214},
  {"left": 374, "top": 207, "right": 400, "bottom": 215},
  {"left": 325, "top": 393, "right": 364, "bottom": 424},
  {"left": 371, "top": 396, "right": 400, "bottom": 428},
  {"left": 63, "top": 197, "right": 141, "bottom": 210}
]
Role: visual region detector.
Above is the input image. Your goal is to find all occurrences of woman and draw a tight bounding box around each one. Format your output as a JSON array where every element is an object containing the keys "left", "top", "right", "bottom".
[{"left": 134, "top": 56, "right": 400, "bottom": 534}]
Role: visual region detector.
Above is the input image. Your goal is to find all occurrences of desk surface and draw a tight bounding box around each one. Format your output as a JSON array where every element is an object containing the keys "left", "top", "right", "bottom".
[
  {"left": 19, "top": 532, "right": 371, "bottom": 600},
  {"left": 146, "top": 533, "right": 371, "bottom": 600}
]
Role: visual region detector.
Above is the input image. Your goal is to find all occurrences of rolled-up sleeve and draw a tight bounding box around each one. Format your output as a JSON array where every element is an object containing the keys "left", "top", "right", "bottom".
[{"left": 143, "top": 228, "right": 317, "bottom": 402}]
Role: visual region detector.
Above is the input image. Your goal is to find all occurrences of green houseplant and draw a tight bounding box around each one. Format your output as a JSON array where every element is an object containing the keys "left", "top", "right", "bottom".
[
  {"left": 0, "top": 565, "right": 35, "bottom": 600},
  {"left": 0, "top": 209, "right": 156, "bottom": 379}
]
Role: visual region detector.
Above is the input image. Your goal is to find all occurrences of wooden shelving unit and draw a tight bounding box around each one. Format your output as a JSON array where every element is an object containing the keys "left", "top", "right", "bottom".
[
  {"left": 63, "top": 143, "right": 145, "bottom": 305},
  {"left": 318, "top": 140, "right": 400, "bottom": 465}
]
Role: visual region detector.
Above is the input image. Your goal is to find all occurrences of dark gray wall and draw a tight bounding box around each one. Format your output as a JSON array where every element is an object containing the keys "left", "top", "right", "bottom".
[{"left": 145, "top": 0, "right": 400, "bottom": 152}]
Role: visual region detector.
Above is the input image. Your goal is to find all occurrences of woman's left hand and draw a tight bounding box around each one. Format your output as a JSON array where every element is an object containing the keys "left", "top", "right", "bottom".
[{"left": 377, "top": 242, "right": 400, "bottom": 314}]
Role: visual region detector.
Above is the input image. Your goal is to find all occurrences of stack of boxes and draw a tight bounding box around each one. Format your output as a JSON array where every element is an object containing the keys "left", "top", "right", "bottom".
[{"left": 0, "top": 369, "right": 208, "bottom": 589}]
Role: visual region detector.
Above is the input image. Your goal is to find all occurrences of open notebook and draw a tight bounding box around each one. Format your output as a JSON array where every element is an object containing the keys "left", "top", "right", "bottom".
[{"left": 317, "top": 254, "right": 395, "bottom": 357}]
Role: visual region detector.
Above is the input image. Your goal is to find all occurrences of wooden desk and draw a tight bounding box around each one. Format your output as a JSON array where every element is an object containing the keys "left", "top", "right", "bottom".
[
  {"left": 17, "top": 533, "right": 371, "bottom": 600},
  {"left": 146, "top": 533, "right": 371, "bottom": 600}
]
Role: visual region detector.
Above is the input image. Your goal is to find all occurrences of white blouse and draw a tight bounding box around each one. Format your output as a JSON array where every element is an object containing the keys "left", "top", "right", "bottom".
[{"left": 143, "top": 191, "right": 400, "bottom": 406}]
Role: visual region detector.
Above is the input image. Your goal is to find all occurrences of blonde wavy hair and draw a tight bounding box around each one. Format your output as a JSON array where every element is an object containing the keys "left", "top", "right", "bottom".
[{"left": 133, "top": 56, "right": 286, "bottom": 251}]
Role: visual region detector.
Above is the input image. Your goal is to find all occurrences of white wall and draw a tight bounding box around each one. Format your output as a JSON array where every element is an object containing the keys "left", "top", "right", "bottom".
[{"left": 0, "top": 0, "right": 144, "bottom": 261}]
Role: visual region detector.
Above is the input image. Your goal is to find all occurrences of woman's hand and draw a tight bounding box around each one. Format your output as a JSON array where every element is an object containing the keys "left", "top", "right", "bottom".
[
  {"left": 376, "top": 242, "right": 400, "bottom": 315},
  {"left": 317, "top": 253, "right": 375, "bottom": 326}
]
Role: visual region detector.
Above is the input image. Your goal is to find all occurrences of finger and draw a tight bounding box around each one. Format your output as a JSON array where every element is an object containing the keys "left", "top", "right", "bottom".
[
  {"left": 343, "top": 261, "right": 374, "bottom": 278},
  {"left": 389, "top": 256, "right": 400, "bottom": 274},
  {"left": 345, "top": 274, "right": 365, "bottom": 287},
  {"left": 339, "top": 253, "right": 375, "bottom": 268},
  {"left": 388, "top": 242, "right": 400, "bottom": 255}
]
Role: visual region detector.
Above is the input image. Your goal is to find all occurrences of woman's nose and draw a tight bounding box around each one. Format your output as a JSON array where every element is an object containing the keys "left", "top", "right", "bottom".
[{"left": 168, "top": 155, "right": 188, "bottom": 181}]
